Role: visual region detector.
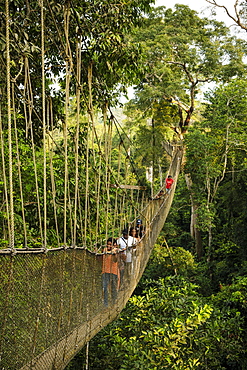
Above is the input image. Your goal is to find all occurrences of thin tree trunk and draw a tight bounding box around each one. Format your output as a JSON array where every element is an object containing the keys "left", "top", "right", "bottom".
[{"left": 185, "top": 173, "right": 203, "bottom": 259}]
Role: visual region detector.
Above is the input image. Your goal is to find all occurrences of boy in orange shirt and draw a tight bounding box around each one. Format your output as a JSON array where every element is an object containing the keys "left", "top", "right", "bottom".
[{"left": 102, "top": 238, "right": 119, "bottom": 306}]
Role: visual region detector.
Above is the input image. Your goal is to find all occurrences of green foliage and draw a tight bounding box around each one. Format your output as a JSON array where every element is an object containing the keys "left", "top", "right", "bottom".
[
  {"left": 163, "top": 174, "right": 193, "bottom": 245},
  {"left": 0, "top": 0, "right": 155, "bottom": 128},
  {"left": 182, "top": 78, "right": 247, "bottom": 259},
  {"left": 126, "top": 5, "right": 247, "bottom": 136},
  {"left": 66, "top": 6, "right": 247, "bottom": 370},
  {"left": 141, "top": 243, "right": 195, "bottom": 280},
  {"left": 67, "top": 276, "right": 245, "bottom": 370}
]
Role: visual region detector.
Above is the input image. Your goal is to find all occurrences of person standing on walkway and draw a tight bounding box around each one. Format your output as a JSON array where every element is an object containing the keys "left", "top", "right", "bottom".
[
  {"left": 117, "top": 229, "right": 136, "bottom": 285},
  {"left": 135, "top": 219, "right": 145, "bottom": 239},
  {"left": 102, "top": 238, "right": 119, "bottom": 306},
  {"left": 165, "top": 175, "right": 174, "bottom": 194}
]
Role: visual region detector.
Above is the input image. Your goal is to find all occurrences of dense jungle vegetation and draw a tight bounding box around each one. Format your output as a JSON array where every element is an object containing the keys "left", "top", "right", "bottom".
[{"left": 65, "top": 2, "right": 247, "bottom": 370}]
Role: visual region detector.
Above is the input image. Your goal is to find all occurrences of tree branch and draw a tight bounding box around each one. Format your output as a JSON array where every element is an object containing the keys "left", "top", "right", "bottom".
[{"left": 206, "top": 0, "right": 247, "bottom": 30}]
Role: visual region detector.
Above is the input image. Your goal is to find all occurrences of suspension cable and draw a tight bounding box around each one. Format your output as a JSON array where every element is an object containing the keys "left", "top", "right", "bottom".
[
  {"left": 0, "top": 102, "right": 11, "bottom": 241},
  {"left": 73, "top": 35, "right": 82, "bottom": 247},
  {"left": 84, "top": 62, "right": 93, "bottom": 246},
  {"left": 63, "top": 2, "right": 71, "bottom": 247},
  {"left": 5, "top": 0, "right": 15, "bottom": 250},
  {"left": 48, "top": 97, "right": 60, "bottom": 246},
  {"left": 24, "top": 57, "right": 44, "bottom": 247},
  {"left": 40, "top": 0, "right": 47, "bottom": 250},
  {"left": 12, "top": 81, "right": 28, "bottom": 248}
]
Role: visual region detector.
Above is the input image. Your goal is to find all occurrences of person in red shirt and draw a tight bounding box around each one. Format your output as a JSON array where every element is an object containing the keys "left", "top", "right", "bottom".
[{"left": 165, "top": 175, "right": 174, "bottom": 194}]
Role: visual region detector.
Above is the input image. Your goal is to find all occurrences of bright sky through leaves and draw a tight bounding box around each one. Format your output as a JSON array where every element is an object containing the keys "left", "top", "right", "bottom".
[{"left": 155, "top": 0, "right": 247, "bottom": 36}]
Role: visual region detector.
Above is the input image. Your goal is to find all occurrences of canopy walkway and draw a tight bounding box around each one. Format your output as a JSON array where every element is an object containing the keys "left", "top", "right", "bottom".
[{"left": 0, "top": 148, "right": 182, "bottom": 370}]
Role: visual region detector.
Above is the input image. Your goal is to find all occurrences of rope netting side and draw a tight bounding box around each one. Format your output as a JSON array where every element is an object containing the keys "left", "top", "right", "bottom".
[
  {"left": 5, "top": 0, "right": 14, "bottom": 249},
  {"left": 40, "top": 0, "right": 47, "bottom": 250}
]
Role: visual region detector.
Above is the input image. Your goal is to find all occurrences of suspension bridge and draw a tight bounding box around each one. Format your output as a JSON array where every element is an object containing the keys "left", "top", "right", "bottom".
[
  {"left": 0, "top": 147, "right": 182, "bottom": 370},
  {"left": 0, "top": 1, "right": 184, "bottom": 368}
]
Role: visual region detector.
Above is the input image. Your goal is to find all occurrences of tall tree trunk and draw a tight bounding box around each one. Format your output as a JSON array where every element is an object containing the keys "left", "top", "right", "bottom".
[{"left": 185, "top": 173, "right": 203, "bottom": 259}]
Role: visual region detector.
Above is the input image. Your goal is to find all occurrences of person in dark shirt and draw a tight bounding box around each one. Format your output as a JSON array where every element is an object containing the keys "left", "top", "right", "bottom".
[
  {"left": 129, "top": 226, "right": 139, "bottom": 242},
  {"left": 135, "top": 219, "right": 144, "bottom": 239}
]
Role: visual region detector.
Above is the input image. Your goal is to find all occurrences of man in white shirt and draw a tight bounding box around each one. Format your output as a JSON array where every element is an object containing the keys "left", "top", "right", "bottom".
[
  {"left": 117, "top": 229, "right": 136, "bottom": 252},
  {"left": 117, "top": 229, "right": 136, "bottom": 283}
]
